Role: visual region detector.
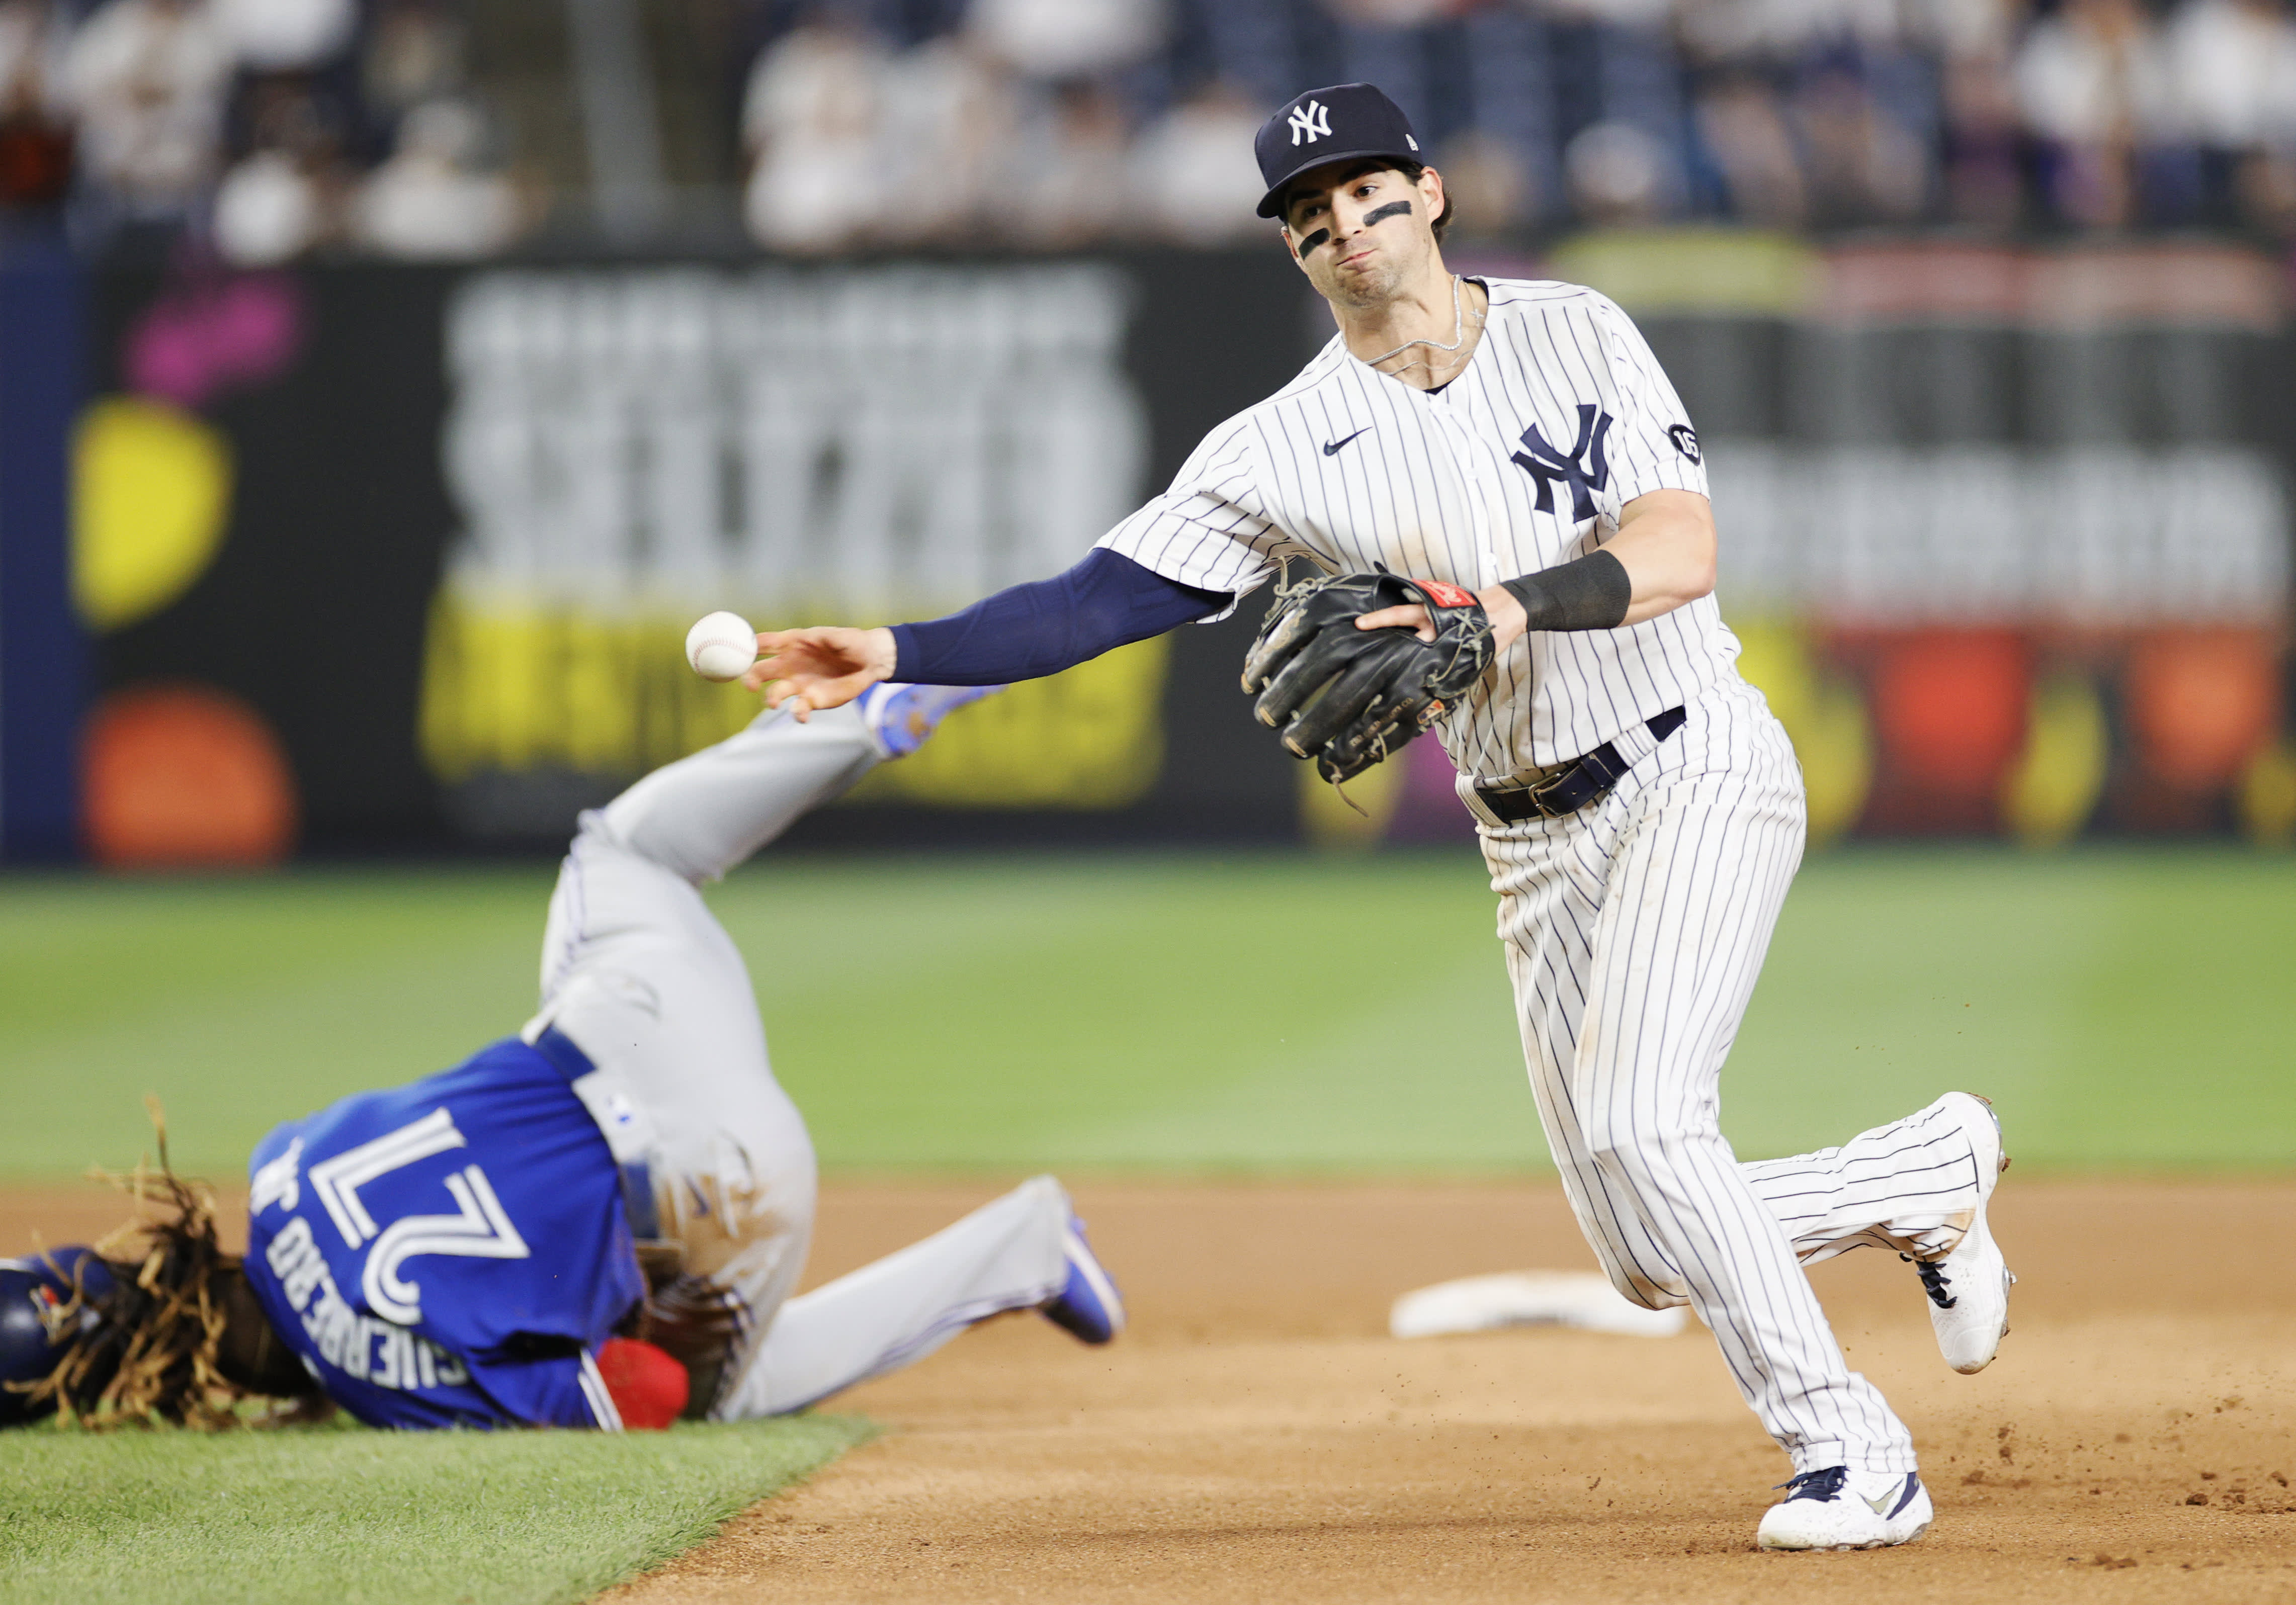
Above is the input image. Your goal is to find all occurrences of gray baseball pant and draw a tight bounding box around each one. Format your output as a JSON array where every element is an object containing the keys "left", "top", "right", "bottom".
[{"left": 524, "top": 703, "right": 1071, "bottom": 1419}]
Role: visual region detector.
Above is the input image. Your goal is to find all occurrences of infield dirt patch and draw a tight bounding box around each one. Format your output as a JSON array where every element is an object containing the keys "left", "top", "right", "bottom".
[
  {"left": 623, "top": 1178, "right": 2294, "bottom": 1605},
  {"left": 7, "top": 1179, "right": 2291, "bottom": 1604}
]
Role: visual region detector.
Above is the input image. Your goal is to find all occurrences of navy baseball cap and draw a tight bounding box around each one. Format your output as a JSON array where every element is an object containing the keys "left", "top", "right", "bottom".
[{"left": 1254, "top": 83, "right": 1423, "bottom": 220}]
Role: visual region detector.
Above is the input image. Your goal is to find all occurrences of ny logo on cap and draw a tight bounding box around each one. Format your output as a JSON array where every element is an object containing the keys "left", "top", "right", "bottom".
[{"left": 1289, "top": 100, "right": 1332, "bottom": 146}]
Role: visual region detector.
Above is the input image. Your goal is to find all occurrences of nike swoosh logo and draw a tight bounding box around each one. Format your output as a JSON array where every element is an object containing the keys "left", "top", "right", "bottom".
[
  {"left": 1864, "top": 1475, "right": 1920, "bottom": 1518},
  {"left": 1323, "top": 427, "right": 1371, "bottom": 457}
]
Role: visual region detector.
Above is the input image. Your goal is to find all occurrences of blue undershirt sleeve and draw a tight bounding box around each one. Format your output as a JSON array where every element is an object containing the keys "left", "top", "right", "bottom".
[{"left": 887, "top": 549, "right": 1232, "bottom": 685}]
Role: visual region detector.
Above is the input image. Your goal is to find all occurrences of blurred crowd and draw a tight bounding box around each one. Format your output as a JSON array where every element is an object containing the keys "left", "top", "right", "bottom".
[
  {"left": 743, "top": 0, "right": 2296, "bottom": 249},
  {"left": 4, "top": 0, "right": 2295, "bottom": 262},
  {"left": 0, "top": 0, "right": 520, "bottom": 260}
]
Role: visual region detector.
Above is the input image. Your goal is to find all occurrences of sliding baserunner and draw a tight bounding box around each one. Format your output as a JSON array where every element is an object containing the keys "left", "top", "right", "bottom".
[{"left": 3, "top": 685, "right": 1123, "bottom": 1432}]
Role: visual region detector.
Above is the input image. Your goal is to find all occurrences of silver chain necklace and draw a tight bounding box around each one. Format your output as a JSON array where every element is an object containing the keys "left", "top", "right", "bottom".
[{"left": 1365, "top": 275, "right": 1484, "bottom": 384}]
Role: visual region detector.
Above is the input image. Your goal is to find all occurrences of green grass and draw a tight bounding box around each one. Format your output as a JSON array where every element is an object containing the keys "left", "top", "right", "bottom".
[
  {"left": 2, "top": 847, "right": 2292, "bottom": 1183},
  {"left": 0, "top": 1413, "right": 869, "bottom": 1605}
]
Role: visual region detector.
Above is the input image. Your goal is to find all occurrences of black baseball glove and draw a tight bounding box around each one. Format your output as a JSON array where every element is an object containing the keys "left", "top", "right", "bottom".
[{"left": 1240, "top": 570, "right": 1495, "bottom": 784}]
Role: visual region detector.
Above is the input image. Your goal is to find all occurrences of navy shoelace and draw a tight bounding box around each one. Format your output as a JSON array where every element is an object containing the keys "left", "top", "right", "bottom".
[
  {"left": 1775, "top": 1466, "right": 1850, "bottom": 1501},
  {"left": 1903, "top": 1253, "right": 1958, "bottom": 1310}
]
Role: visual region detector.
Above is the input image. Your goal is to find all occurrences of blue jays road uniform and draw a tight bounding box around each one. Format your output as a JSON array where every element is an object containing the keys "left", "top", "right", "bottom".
[
  {"left": 0, "top": 699, "right": 1106, "bottom": 1439},
  {"left": 242, "top": 1033, "right": 642, "bottom": 1430},
  {"left": 225, "top": 701, "right": 1100, "bottom": 1434}
]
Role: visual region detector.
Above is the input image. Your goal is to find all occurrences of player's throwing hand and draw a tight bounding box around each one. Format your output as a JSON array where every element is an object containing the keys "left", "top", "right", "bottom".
[{"left": 743, "top": 625, "right": 897, "bottom": 717}]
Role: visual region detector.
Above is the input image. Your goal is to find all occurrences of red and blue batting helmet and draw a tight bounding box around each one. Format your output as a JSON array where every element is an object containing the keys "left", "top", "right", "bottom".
[{"left": 0, "top": 1247, "right": 116, "bottom": 1426}]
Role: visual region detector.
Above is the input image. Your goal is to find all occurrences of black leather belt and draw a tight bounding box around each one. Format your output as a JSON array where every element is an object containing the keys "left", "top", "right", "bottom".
[{"left": 1474, "top": 706, "right": 1686, "bottom": 825}]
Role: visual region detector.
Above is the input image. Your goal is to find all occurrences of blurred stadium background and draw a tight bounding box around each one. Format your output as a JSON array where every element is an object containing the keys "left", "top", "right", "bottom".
[{"left": 1, "top": 0, "right": 2292, "bottom": 1182}]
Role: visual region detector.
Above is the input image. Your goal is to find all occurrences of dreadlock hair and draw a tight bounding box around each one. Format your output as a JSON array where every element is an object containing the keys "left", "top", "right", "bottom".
[{"left": 30, "top": 1102, "right": 319, "bottom": 1429}]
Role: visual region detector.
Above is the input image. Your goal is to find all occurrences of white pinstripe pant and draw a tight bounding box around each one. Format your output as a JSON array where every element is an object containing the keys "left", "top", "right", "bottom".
[{"left": 1482, "top": 675, "right": 1983, "bottom": 1476}]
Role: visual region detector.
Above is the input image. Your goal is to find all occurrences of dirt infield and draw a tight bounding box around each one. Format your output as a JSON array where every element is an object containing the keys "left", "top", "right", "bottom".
[{"left": 7, "top": 1178, "right": 2292, "bottom": 1603}]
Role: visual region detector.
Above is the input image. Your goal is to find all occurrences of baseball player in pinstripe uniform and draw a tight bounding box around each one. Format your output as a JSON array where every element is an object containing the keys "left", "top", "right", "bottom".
[{"left": 750, "top": 83, "right": 2015, "bottom": 1552}]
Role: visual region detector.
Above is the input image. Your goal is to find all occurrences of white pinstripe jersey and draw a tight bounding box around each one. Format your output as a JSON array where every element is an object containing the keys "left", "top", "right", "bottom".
[{"left": 1096, "top": 277, "right": 1740, "bottom": 782}]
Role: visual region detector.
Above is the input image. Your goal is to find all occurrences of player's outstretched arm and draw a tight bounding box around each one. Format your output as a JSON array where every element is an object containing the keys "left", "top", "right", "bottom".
[
  {"left": 744, "top": 626, "right": 896, "bottom": 719},
  {"left": 744, "top": 551, "right": 1229, "bottom": 719}
]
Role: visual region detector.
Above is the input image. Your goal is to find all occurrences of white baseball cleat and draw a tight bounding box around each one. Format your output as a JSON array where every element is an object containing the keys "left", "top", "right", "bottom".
[
  {"left": 1757, "top": 1467, "right": 1933, "bottom": 1552},
  {"left": 1911, "top": 1091, "right": 2014, "bottom": 1375}
]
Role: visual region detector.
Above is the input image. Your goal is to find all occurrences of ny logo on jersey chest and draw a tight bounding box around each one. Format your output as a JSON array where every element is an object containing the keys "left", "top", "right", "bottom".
[{"left": 1511, "top": 404, "right": 1612, "bottom": 522}]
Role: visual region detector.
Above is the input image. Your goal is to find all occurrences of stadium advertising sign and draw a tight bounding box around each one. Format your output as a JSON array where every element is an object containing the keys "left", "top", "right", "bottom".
[
  {"left": 28, "top": 240, "right": 2294, "bottom": 860},
  {"left": 423, "top": 265, "right": 1163, "bottom": 837},
  {"left": 73, "top": 254, "right": 1305, "bottom": 857}
]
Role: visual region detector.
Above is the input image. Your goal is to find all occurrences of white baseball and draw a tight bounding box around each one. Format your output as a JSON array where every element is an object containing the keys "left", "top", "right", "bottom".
[{"left": 686, "top": 611, "right": 758, "bottom": 682}]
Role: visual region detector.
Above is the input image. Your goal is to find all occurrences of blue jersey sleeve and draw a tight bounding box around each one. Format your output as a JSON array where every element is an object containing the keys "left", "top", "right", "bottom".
[{"left": 887, "top": 549, "right": 1231, "bottom": 685}]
